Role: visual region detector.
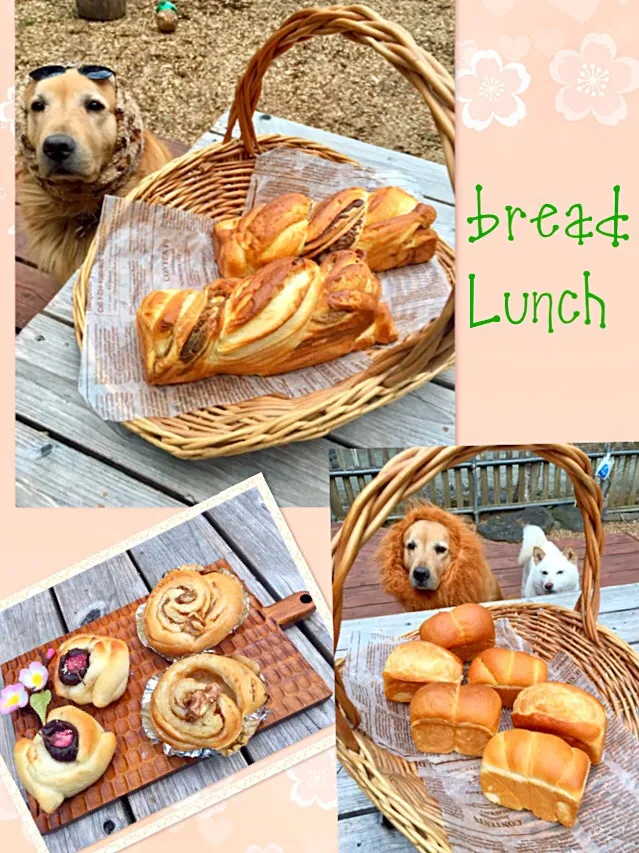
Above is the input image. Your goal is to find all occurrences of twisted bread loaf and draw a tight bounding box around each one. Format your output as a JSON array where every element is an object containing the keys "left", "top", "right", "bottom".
[
  {"left": 137, "top": 251, "right": 397, "bottom": 386},
  {"left": 14, "top": 706, "right": 116, "bottom": 814},
  {"left": 213, "top": 186, "right": 438, "bottom": 277}
]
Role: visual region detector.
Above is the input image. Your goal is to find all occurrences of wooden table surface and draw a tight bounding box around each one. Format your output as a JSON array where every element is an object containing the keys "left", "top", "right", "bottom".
[
  {"left": 15, "top": 111, "right": 456, "bottom": 509},
  {"left": 336, "top": 583, "right": 639, "bottom": 852},
  {"left": 0, "top": 487, "right": 333, "bottom": 853}
]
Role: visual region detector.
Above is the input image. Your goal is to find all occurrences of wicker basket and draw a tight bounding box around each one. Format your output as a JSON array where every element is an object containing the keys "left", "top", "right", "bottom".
[
  {"left": 332, "top": 445, "right": 639, "bottom": 853},
  {"left": 72, "top": 4, "right": 455, "bottom": 460}
]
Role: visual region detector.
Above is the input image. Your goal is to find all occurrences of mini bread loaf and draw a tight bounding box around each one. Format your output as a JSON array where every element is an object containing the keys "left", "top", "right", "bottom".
[
  {"left": 383, "top": 641, "right": 462, "bottom": 703},
  {"left": 410, "top": 682, "right": 502, "bottom": 757},
  {"left": 480, "top": 729, "right": 590, "bottom": 827},
  {"left": 418, "top": 603, "right": 495, "bottom": 662},
  {"left": 467, "top": 648, "right": 548, "bottom": 708},
  {"left": 512, "top": 682, "right": 607, "bottom": 764}
]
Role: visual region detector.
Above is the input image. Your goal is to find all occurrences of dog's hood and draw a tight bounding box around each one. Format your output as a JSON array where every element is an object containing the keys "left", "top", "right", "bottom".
[{"left": 18, "top": 66, "right": 145, "bottom": 205}]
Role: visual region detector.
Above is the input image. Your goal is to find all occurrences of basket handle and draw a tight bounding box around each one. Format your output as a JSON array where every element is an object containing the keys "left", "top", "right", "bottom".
[
  {"left": 224, "top": 4, "right": 455, "bottom": 184},
  {"left": 333, "top": 445, "right": 604, "bottom": 730}
]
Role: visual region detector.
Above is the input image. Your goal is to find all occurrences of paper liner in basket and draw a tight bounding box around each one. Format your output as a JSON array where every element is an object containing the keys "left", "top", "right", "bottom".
[
  {"left": 78, "top": 149, "right": 450, "bottom": 422},
  {"left": 136, "top": 563, "right": 251, "bottom": 661},
  {"left": 342, "top": 619, "right": 639, "bottom": 853}
]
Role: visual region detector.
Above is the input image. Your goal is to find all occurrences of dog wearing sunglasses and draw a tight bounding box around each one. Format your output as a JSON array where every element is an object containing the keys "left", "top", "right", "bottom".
[{"left": 18, "top": 65, "right": 172, "bottom": 284}]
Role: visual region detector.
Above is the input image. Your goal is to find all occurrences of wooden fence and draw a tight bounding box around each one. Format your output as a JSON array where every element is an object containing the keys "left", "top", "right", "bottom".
[{"left": 329, "top": 446, "right": 639, "bottom": 523}]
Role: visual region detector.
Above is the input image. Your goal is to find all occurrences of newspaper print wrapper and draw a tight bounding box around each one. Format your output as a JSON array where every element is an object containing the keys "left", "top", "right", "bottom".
[
  {"left": 343, "top": 619, "right": 639, "bottom": 853},
  {"left": 140, "top": 653, "right": 270, "bottom": 758},
  {"left": 136, "top": 564, "right": 251, "bottom": 661},
  {"left": 78, "top": 148, "right": 451, "bottom": 421}
]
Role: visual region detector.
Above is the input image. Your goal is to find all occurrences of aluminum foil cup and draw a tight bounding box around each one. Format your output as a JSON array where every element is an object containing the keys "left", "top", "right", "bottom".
[
  {"left": 136, "top": 564, "right": 251, "bottom": 661},
  {"left": 140, "top": 654, "right": 270, "bottom": 758}
]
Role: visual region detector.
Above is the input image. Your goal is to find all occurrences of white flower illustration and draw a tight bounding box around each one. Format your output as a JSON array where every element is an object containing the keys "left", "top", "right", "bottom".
[
  {"left": 457, "top": 49, "right": 530, "bottom": 130},
  {"left": 287, "top": 749, "right": 337, "bottom": 810},
  {"left": 0, "top": 86, "right": 15, "bottom": 135},
  {"left": 551, "top": 33, "right": 639, "bottom": 125},
  {"left": 457, "top": 39, "right": 479, "bottom": 72}
]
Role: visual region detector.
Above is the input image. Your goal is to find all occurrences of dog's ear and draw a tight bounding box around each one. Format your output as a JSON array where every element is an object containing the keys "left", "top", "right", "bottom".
[
  {"left": 562, "top": 545, "right": 578, "bottom": 565},
  {"left": 532, "top": 546, "right": 545, "bottom": 564}
]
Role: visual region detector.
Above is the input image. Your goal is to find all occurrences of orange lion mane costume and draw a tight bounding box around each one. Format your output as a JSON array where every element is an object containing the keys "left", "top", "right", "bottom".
[{"left": 377, "top": 501, "right": 503, "bottom": 612}]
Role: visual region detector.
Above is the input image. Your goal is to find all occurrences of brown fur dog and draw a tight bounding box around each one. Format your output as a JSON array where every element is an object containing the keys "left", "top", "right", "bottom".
[
  {"left": 378, "top": 502, "right": 503, "bottom": 611},
  {"left": 18, "top": 66, "right": 172, "bottom": 284}
]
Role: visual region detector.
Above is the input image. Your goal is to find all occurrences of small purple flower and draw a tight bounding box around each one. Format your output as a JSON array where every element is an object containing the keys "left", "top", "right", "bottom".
[
  {"left": 46, "top": 648, "right": 55, "bottom": 661},
  {"left": 19, "top": 661, "right": 49, "bottom": 692},
  {"left": 0, "top": 683, "right": 28, "bottom": 714}
]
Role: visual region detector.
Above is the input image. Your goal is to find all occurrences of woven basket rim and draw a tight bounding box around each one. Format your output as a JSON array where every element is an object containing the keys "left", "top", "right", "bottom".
[{"left": 70, "top": 3, "right": 456, "bottom": 460}]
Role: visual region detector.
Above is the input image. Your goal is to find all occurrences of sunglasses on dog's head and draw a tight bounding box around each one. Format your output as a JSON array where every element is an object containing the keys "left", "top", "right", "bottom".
[{"left": 29, "top": 64, "right": 116, "bottom": 82}]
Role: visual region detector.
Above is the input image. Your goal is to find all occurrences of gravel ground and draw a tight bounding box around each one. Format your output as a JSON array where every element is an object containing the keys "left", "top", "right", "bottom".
[{"left": 16, "top": 0, "right": 454, "bottom": 161}]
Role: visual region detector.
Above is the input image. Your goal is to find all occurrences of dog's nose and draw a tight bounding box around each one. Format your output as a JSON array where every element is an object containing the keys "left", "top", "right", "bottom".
[
  {"left": 43, "top": 134, "right": 76, "bottom": 163},
  {"left": 413, "top": 567, "right": 430, "bottom": 584},
  {"left": 544, "top": 581, "right": 554, "bottom": 591}
]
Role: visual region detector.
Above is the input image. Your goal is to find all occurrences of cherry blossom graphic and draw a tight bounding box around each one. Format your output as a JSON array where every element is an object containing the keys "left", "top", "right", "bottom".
[
  {"left": 0, "top": 86, "right": 14, "bottom": 135},
  {"left": 457, "top": 39, "right": 479, "bottom": 73},
  {"left": 457, "top": 49, "right": 531, "bottom": 130},
  {"left": 551, "top": 34, "right": 639, "bottom": 125},
  {"left": 287, "top": 749, "right": 337, "bottom": 810}
]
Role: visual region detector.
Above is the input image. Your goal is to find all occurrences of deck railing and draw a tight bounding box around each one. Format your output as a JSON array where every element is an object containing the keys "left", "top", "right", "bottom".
[{"left": 329, "top": 446, "right": 639, "bottom": 523}]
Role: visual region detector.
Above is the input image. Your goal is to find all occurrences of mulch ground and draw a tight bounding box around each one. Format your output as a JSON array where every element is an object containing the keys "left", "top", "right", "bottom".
[{"left": 16, "top": 0, "right": 454, "bottom": 160}]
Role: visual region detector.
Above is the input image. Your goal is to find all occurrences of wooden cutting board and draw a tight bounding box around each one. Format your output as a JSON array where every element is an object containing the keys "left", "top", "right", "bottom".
[{"left": 1, "top": 559, "right": 332, "bottom": 833}]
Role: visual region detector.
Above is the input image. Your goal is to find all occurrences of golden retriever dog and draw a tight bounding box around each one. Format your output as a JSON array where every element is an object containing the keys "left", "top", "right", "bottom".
[
  {"left": 18, "top": 64, "right": 172, "bottom": 284},
  {"left": 378, "top": 502, "right": 503, "bottom": 611}
]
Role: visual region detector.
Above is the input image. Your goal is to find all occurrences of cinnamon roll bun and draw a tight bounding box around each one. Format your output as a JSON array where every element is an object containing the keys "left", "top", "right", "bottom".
[
  {"left": 143, "top": 564, "right": 249, "bottom": 658},
  {"left": 150, "top": 653, "right": 268, "bottom": 753}
]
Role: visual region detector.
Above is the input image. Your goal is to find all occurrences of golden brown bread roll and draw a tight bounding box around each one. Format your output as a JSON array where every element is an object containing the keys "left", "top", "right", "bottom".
[
  {"left": 137, "top": 251, "right": 397, "bottom": 385},
  {"left": 410, "top": 682, "right": 501, "bottom": 756},
  {"left": 383, "top": 641, "right": 463, "bottom": 703},
  {"left": 418, "top": 603, "right": 495, "bottom": 662},
  {"left": 480, "top": 729, "right": 590, "bottom": 827},
  {"left": 467, "top": 648, "right": 548, "bottom": 708},
  {"left": 14, "top": 706, "right": 116, "bottom": 814},
  {"left": 144, "top": 564, "right": 248, "bottom": 658},
  {"left": 150, "top": 653, "right": 268, "bottom": 753},
  {"left": 212, "top": 186, "right": 438, "bottom": 277},
  {"left": 53, "top": 634, "right": 130, "bottom": 708},
  {"left": 512, "top": 682, "right": 607, "bottom": 764}
]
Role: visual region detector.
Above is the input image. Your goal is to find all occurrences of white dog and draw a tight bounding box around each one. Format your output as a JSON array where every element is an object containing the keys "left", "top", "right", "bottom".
[{"left": 519, "top": 525, "right": 580, "bottom": 597}]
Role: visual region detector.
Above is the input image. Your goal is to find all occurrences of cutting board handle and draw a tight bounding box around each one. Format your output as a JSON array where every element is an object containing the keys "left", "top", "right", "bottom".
[{"left": 264, "top": 592, "right": 316, "bottom": 628}]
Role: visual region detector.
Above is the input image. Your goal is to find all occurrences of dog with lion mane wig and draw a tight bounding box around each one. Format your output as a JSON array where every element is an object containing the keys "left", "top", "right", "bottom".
[{"left": 377, "top": 501, "right": 503, "bottom": 611}]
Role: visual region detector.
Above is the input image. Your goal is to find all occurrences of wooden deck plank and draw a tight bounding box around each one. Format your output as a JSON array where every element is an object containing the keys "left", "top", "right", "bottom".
[
  {"left": 16, "top": 314, "right": 332, "bottom": 507},
  {"left": 15, "top": 261, "right": 59, "bottom": 332},
  {"left": 0, "top": 590, "right": 133, "bottom": 852},
  {"left": 205, "top": 488, "right": 332, "bottom": 656},
  {"left": 126, "top": 513, "right": 334, "bottom": 762},
  {"left": 333, "top": 524, "right": 639, "bottom": 621},
  {"left": 16, "top": 421, "right": 183, "bottom": 508},
  {"left": 210, "top": 111, "right": 455, "bottom": 208},
  {"left": 339, "top": 811, "right": 416, "bottom": 852}
]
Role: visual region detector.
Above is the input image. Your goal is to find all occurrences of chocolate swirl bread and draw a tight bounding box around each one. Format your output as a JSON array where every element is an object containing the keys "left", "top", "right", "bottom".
[
  {"left": 137, "top": 250, "right": 397, "bottom": 386},
  {"left": 213, "top": 186, "right": 438, "bottom": 278}
]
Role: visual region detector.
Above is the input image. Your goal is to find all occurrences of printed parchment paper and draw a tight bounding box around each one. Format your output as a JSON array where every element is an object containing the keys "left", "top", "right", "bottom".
[
  {"left": 342, "top": 619, "right": 639, "bottom": 853},
  {"left": 78, "top": 149, "right": 450, "bottom": 421}
]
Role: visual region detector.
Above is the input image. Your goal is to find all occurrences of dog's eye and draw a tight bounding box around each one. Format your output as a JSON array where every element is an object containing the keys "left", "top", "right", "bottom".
[
  {"left": 86, "top": 100, "right": 105, "bottom": 112},
  {"left": 434, "top": 544, "right": 447, "bottom": 555},
  {"left": 31, "top": 101, "right": 45, "bottom": 113},
  {"left": 557, "top": 570, "right": 564, "bottom": 575},
  {"left": 406, "top": 541, "right": 416, "bottom": 551},
  {"left": 542, "top": 571, "right": 548, "bottom": 575}
]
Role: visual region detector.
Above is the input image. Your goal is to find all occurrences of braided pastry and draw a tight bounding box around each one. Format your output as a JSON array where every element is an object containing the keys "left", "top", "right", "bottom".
[
  {"left": 137, "top": 250, "right": 397, "bottom": 386},
  {"left": 150, "top": 653, "right": 268, "bottom": 753},
  {"left": 213, "top": 186, "right": 438, "bottom": 277},
  {"left": 144, "top": 564, "right": 249, "bottom": 658},
  {"left": 14, "top": 706, "right": 116, "bottom": 814},
  {"left": 53, "top": 634, "right": 130, "bottom": 707}
]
